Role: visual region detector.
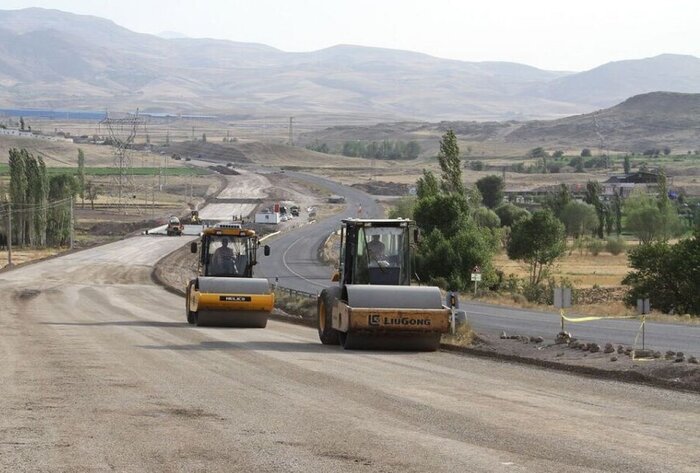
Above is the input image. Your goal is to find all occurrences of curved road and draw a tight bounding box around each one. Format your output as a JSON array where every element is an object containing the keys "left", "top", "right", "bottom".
[
  {"left": 256, "top": 171, "right": 381, "bottom": 293},
  {"left": 1, "top": 235, "right": 698, "bottom": 471},
  {"left": 259, "top": 172, "right": 700, "bottom": 355}
]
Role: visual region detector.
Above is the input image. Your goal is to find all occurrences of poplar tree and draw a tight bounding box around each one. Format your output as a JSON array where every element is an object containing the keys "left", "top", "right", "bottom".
[
  {"left": 8, "top": 148, "right": 27, "bottom": 246},
  {"left": 77, "top": 148, "right": 86, "bottom": 208}
]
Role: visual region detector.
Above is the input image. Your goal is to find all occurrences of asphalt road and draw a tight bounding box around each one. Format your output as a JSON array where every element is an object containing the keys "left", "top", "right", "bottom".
[
  {"left": 1, "top": 236, "right": 698, "bottom": 472},
  {"left": 256, "top": 171, "right": 382, "bottom": 293},
  {"left": 257, "top": 172, "right": 700, "bottom": 355}
]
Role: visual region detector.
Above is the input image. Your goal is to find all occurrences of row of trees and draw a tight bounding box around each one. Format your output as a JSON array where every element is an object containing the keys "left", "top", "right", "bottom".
[
  {"left": 1, "top": 148, "right": 77, "bottom": 247},
  {"left": 340, "top": 140, "right": 421, "bottom": 160}
]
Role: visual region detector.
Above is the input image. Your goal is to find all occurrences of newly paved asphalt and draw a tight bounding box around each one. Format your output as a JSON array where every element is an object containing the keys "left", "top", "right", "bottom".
[{"left": 257, "top": 172, "right": 700, "bottom": 355}]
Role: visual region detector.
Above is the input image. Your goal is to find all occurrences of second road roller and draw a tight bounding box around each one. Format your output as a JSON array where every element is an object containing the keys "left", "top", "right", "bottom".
[{"left": 317, "top": 218, "right": 452, "bottom": 350}]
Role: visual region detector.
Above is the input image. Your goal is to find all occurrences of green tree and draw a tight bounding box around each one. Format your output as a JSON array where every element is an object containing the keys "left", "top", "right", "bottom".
[
  {"left": 612, "top": 190, "right": 623, "bottom": 235},
  {"left": 581, "top": 148, "right": 592, "bottom": 157},
  {"left": 544, "top": 183, "right": 571, "bottom": 218},
  {"left": 495, "top": 203, "right": 530, "bottom": 227},
  {"left": 623, "top": 155, "right": 631, "bottom": 174},
  {"left": 413, "top": 193, "right": 469, "bottom": 238},
  {"left": 623, "top": 233, "right": 700, "bottom": 315},
  {"left": 46, "top": 174, "right": 77, "bottom": 246},
  {"left": 417, "top": 225, "right": 497, "bottom": 291},
  {"left": 527, "top": 147, "right": 549, "bottom": 159},
  {"left": 472, "top": 207, "right": 501, "bottom": 229},
  {"left": 436, "top": 130, "right": 464, "bottom": 195},
  {"left": 559, "top": 201, "right": 598, "bottom": 238},
  {"left": 85, "top": 180, "right": 99, "bottom": 210},
  {"left": 8, "top": 148, "right": 27, "bottom": 246},
  {"left": 584, "top": 181, "right": 605, "bottom": 238},
  {"left": 19, "top": 117, "right": 25, "bottom": 131},
  {"left": 77, "top": 148, "right": 86, "bottom": 208},
  {"left": 416, "top": 170, "right": 439, "bottom": 199},
  {"left": 388, "top": 196, "right": 416, "bottom": 219},
  {"left": 202, "top": 133, "right": 207, "bottom": 143},
  {"left": 507, "top": 210, "right": 566, "bottom": 285},
  {"left": 475, "top": 175, "right": 505, "bottom": 209},
  {"left": 624, "top": 189, "right": 682, "bottom": 244},
  {"left": 405, "top": 141, "right": 421, "bottom": 159}
]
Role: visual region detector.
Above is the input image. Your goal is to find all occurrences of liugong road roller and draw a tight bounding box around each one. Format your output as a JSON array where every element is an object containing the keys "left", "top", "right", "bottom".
[
  {"left": 186, "top": 223, "right": 274, "bottom": 327},
  {"left": 317, "top": 218, "right": 451, "bottom": 350}
]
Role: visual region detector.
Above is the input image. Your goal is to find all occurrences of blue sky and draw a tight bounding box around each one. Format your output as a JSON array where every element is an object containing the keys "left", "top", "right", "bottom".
[{"left": 2, "top": 0, "right": 698, "bottom": 71}]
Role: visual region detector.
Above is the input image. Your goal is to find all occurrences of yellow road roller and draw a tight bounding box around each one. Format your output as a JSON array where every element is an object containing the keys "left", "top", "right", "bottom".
[
  {"left": 186, "top": 223, "right": 273, "bottom": 327},
  {"left": 317, "top": 218, "right": 451, "bottom": 350}
]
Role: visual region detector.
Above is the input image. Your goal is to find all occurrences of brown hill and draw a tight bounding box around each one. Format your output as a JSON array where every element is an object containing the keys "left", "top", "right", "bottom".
[{"left": 301, "top": 92, "right": 700, "bottom": 153}]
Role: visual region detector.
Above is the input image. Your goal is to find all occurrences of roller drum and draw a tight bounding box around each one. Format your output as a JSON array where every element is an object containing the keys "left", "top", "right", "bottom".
[{"left": 344, "top": 285, "right": 443, "bottom": 309}]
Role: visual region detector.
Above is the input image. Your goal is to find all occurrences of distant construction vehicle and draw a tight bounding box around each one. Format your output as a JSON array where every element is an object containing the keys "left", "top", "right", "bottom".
[
  {"left": 317, "top": 218, "right": 451, "bottom": 350},
  {"left": 188, "top": 210, "right": 200, "bottom": 224},
  {"left": 186, "top": 223, "right": 274, "bottom": 327},
  {"left": 166, "top": 216, "right": 184, "bottom": 236}
]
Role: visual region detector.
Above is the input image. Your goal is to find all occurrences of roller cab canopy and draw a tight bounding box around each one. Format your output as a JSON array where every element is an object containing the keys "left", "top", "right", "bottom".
[
  {"left": 338, "top": 218, "right": 416, "bottom": 287},
  {"left": 192, "top": 223, "right": 269, "bottom": 279}
]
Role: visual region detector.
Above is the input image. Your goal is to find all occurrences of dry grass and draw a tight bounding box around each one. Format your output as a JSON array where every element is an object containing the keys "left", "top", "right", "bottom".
[
  {"left": 274, "top": 290, "right": 317, "bottom": 320},
  {"left": 493, "top": 249, "right": 631, "bottom": 288},
  {"left": 441, "top": 323, "right": 475, "bottom": 347},
  {"left": 1, "top": 248, "right": 62, "bottom": 268}
]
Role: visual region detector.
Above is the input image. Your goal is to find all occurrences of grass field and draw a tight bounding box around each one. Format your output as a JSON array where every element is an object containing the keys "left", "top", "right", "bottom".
[
  {"left": 0, "top": 164, "right": 210, "bottom": 176},
  {"left": 493, "top": 250, "right": 631, "bottom": 288}
]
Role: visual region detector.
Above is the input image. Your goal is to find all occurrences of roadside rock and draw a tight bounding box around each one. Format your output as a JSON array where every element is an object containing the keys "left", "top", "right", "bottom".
[
  {"left": 610, "top": 356, "right": 618, "bottom": 362},
  {"left": 604, "top": 343, "right": 615, "bottom": 354},
  {"left": 689, "top": 356, "right": 698, "bottom": 364},
  {"left": 589, "top": 344, "right": 601, "bottom": 353}
]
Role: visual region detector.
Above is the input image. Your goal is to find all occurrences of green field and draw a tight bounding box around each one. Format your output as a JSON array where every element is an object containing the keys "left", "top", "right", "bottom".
[{"left": 0, "top": 165, "right": 211, "bottom": 177}]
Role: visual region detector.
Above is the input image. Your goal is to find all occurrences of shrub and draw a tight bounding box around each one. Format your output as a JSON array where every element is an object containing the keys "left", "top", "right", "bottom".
[
  {"left": 586, "top": 238, "right": 605, "bottom": 256},
  {"left": 605, "top": 237, "right": 627, "bottom": 255}
]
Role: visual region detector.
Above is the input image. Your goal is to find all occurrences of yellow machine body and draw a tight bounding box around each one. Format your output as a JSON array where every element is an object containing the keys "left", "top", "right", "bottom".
[{"left": 186, "top": 223, "right": 273, "bottom": 327}]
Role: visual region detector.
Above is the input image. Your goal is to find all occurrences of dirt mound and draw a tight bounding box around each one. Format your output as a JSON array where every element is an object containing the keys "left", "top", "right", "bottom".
[
  {"left": 351, "top": 181, "right": 410, "bottom": 196},
  {"left": 208, "top": 165, "right": 240, "bottom": 175},
  {"left": 166, "top": 141, "right": 251, "bottom": 164},
  {"left": 88, "top": 219, "right": 163, "bottom": 237}
]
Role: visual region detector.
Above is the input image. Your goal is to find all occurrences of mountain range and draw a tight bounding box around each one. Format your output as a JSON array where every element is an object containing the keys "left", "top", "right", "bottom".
[{"left": 1, "top": 8, "right": 700, "bottom": 121}]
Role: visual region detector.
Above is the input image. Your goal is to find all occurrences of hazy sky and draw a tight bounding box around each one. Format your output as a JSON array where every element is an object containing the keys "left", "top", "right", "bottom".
[{"left": 3, "top": 0, "right": 698, "bottom": 71}]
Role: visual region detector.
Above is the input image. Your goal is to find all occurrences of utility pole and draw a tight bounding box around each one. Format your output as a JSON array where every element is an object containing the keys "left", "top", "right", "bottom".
[
  {"left": 288, "top": 116, "right": 294, "bottom": 146},
  {"left": 6, "top": 203, "right": 12, "bottom": 267}
]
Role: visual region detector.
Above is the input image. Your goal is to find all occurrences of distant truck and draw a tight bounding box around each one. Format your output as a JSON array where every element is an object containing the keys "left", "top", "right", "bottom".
[
  {"left": 166, "top": 216, "right": 184, "bottom": 236},
  {"left": 290, "top": 205, "right": 300, "bottom": 217},
  {"left": 328, "top": 195, "right": 346, "bottom": 204}
]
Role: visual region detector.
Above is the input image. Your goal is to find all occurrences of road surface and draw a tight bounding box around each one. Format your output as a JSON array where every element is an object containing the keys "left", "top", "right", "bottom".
[
  {"left": 1, "top": 235, "right": 698, "bottom": 472},
  {"left": 256, "top": 171, "right": 381, "bottom": 292}
]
